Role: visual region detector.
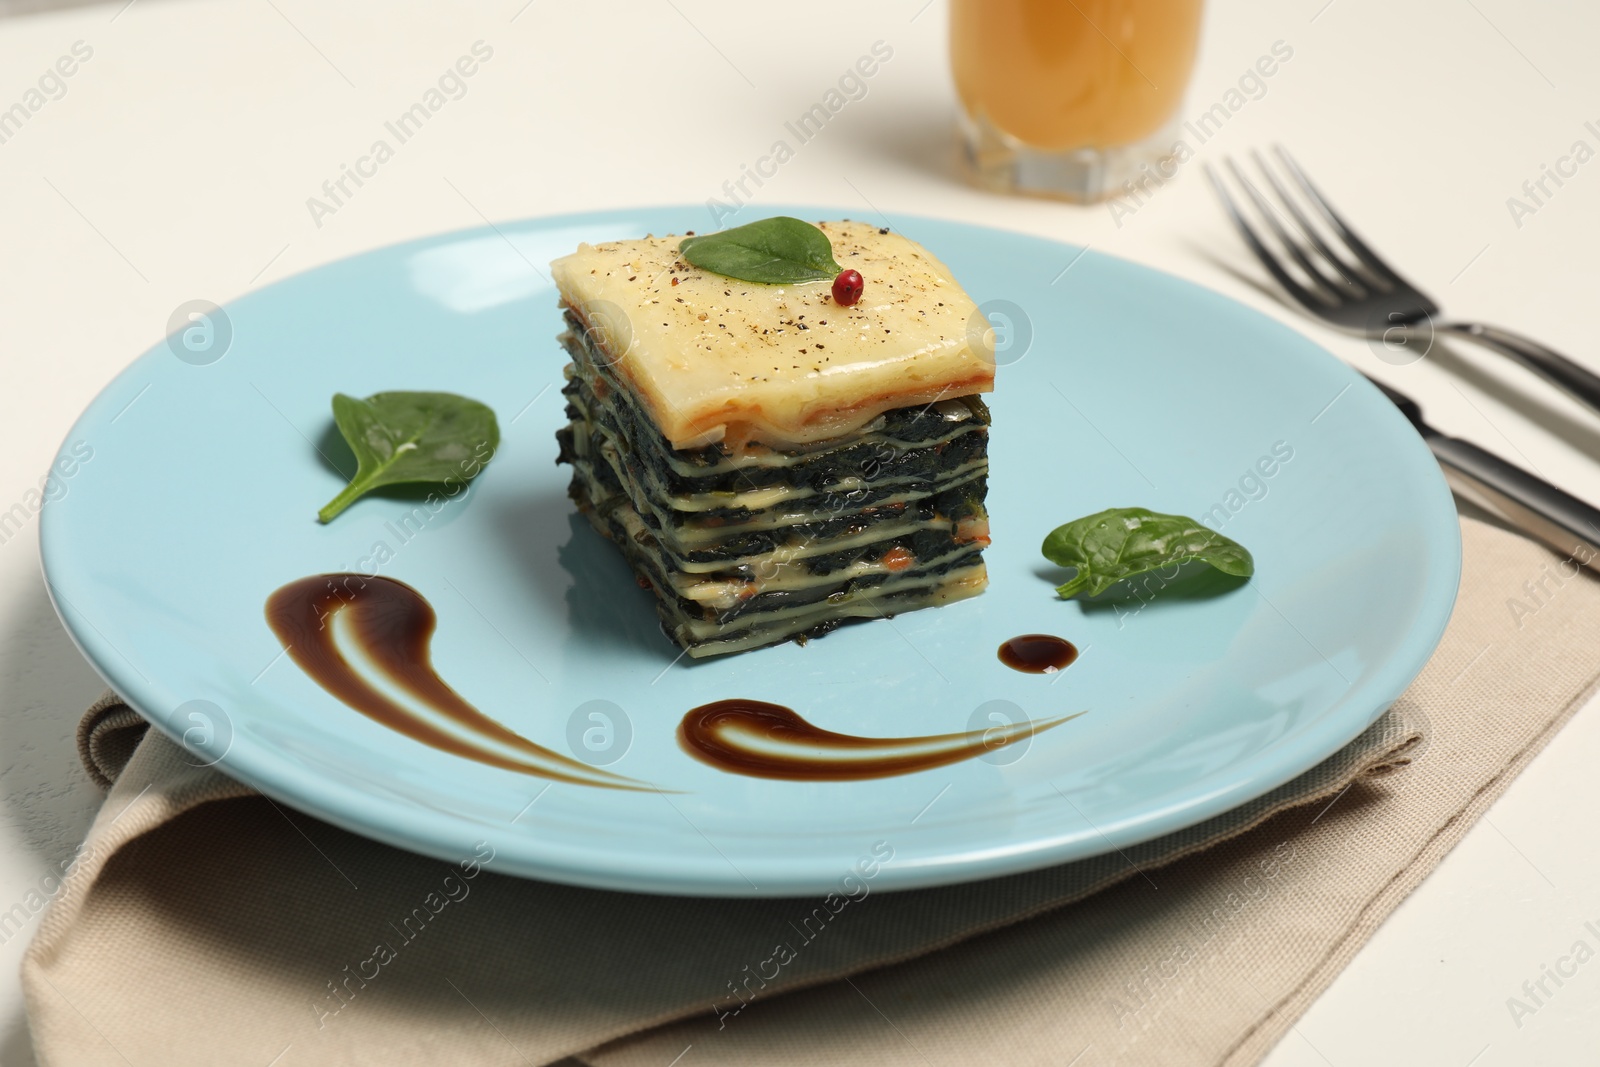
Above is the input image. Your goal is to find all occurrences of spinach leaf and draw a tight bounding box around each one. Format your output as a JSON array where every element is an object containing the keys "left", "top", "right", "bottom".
[
  {"left": 1042, "top": 507, "right": 1254, "bottom": 599},
  {"left": 679, "top": 217, "right": 842, "bottom": 285},
  {"left": 317, "top": 391, "right": 499, "bottom": 523}
]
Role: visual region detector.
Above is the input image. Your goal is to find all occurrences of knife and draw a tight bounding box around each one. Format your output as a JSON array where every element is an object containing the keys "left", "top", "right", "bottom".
[{"left": 1365, "top": 374, "right": 1600, "bottom": 564}]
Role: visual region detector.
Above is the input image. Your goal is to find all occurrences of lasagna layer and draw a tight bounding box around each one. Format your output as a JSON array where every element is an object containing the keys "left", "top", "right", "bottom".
[
  {"left": 549, "top": 220, "right": 995, "bottom": 450},
  {"left": 568, "top": 472, "right": 988, "bottom": 657},
  {"left": 557, "top": 345, "right": 990, "bottom": 559}
]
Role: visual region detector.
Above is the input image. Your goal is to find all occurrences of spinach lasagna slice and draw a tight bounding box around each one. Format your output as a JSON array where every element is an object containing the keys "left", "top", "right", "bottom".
[{"left": 551, "top": 220, "right": 994, "bottom": 658}]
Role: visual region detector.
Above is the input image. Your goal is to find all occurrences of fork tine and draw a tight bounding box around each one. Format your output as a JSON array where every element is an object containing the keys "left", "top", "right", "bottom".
[
  {"left": 1249, "top": 149, "right": 1373, "bottom": 293},
  {"left": 1203, "top": 163, "right": 1332, "bottom": 312},
  {"left": 1224, "top": 158, "right": 1350, "bottom": 300},
  {"left": 1273, "top": 146, "right": 1404, "bottom": 287}
]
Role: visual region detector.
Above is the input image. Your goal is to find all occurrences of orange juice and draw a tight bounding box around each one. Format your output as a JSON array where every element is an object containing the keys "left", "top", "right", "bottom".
[{"left": 952, "top": 0, "right": 1203, "bottom": 152}]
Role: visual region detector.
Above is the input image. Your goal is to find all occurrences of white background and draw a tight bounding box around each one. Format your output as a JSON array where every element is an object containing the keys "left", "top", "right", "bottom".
[{"left": 0, "top": 0, "right": 1597, "bottom": 1063}]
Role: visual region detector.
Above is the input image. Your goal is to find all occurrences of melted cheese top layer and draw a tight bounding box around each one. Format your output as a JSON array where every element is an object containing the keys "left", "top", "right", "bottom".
[{"left": 550, "top": 220, "right": 994, "bottom": 450}]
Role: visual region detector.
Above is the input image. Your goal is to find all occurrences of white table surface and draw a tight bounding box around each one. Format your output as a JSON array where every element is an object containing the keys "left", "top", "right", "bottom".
[{"left": 0, "top": 0, "right": 1597, "bottom": 1062}]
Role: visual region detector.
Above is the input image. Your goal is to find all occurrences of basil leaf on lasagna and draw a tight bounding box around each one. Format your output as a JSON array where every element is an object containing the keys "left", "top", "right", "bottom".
[{"left": 679, "top": 217, "right": 843, "bottom": 285}]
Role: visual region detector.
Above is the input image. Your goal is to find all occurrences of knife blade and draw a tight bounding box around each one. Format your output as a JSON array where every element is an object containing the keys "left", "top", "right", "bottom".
[{"left": 1365, "top": 373, "right": 1600, "bottom": 564}]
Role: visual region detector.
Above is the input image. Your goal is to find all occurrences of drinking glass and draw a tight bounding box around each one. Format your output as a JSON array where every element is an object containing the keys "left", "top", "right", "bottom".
[{"left": 951, "top": 0, "right": 1205, "bottom": 202}]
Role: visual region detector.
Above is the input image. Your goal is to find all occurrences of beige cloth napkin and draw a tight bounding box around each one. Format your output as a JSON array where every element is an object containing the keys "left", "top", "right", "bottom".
[{"left": 22, "top": 516, "right": 1600, "bottom": 1067}]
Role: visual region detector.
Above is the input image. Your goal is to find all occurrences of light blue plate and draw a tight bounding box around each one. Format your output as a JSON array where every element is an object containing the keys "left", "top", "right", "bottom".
[{"left": 40, "top": 206, "right": 1460, "bottom": 896}]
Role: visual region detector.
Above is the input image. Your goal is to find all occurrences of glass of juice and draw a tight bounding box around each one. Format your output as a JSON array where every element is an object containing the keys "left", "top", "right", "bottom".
[{"left": 951, "top": 0, "right": 1205, "bottom": 202}]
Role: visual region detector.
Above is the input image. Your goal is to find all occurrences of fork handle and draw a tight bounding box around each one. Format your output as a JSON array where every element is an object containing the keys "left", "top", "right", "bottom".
[{"left": 1441, "top": 322, "right": 1600, "bottom": 416}]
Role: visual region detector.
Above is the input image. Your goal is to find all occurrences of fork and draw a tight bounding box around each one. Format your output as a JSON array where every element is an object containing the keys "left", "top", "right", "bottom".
[{"left": 1205, "top": 147, "right": 1600, "bottom": 416}]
